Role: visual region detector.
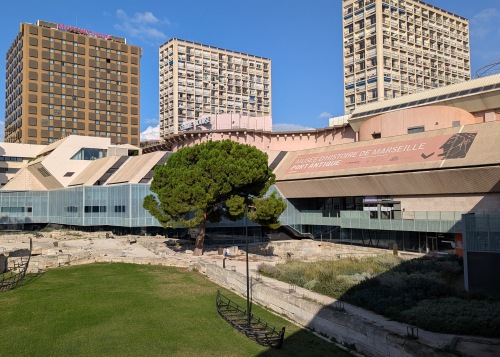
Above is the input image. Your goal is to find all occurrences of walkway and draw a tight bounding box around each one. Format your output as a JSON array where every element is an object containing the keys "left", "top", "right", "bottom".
[{"left": 201, "top": 250, "right": 500, "bottom": 357}]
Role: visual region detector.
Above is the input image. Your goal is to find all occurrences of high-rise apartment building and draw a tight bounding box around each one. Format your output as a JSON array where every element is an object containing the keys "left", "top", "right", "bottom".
[
  {"left": 342, "top": 0, "right": 470, "bottom": 114},
  {"left": 5, "top": 20, "right": 141, "bottom": 145},
  {"left": 159, "top": 38, "right": 271, "bottom": 136}
]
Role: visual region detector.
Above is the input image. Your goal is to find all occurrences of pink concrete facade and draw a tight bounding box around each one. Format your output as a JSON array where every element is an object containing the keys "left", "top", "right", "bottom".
[
  {"left": 155, "top": 126, "right": 357, "bottom": 157},
  {"left": 358, "top": 106, "right": 478, "bottom": 141}
]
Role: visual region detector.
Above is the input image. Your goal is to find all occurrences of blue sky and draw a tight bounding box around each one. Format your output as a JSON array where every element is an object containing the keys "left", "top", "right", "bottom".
[{"left": 1, "top": 0, "right": 500, "bottom": 140}]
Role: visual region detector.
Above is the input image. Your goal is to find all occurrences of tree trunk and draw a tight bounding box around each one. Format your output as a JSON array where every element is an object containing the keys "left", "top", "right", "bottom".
[{"left": 193, "top": 211, "right": 207, "bottom": 256}]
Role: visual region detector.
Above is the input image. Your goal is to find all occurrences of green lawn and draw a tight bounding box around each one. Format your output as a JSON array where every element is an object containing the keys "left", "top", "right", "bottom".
[{"left": 0, "top": 263, "right": 350, "bottom": 357}]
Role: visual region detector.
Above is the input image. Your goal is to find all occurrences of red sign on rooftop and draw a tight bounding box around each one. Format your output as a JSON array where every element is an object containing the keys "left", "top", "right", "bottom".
[{"left": 57, "top": 23, "right": 110, "bottom": 40}]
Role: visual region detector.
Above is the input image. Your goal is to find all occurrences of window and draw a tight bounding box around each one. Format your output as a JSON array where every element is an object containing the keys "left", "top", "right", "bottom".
[
  {"left": 114, "top": 205, "right": 126, "bottom": 213},
  {"left": 84, "top": 206, "right": 107, "bottom": 213},
  {"left": 408, "top": 126, "right": 425, "bottom": 134},
  {"left": 64, "top": 172, "right": 75, "bottom": 177},
  {"left": 71, "top": 148, "right": 105, "bottom": 160},
  {"left": 66, "top": 206, "right": 78, "bottom": 213},
  {"left": 372, "top": 132, "right": 381, "bottom": 139}
]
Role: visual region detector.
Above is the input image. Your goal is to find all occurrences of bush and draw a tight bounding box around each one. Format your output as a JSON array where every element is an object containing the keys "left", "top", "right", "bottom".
[{"left": 400, "top": 297, "right": 500, "bottom": 337}]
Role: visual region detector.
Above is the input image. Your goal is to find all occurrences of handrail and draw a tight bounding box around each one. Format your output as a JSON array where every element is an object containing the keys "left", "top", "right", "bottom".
[
  {"left": 0, "top": 239, "right": 32, "bottom": 292},
  {"left": 216, "top": 290, "right": 285, "bottom": 348}
]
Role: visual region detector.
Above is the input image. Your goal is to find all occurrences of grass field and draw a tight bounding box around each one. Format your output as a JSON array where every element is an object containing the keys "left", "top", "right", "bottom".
[{"left": 0, "top": 263, "right": 351, "bottom": 357}]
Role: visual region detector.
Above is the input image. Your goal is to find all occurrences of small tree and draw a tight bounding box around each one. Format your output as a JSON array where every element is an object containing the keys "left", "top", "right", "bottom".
[{"left": 143, "top": 140, "right": 286, "bottom": 256}]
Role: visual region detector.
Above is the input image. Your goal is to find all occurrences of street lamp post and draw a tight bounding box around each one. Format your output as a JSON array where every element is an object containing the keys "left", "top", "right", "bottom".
[{"left": 245, "top": 204, "right": 251, "bottom": 327}]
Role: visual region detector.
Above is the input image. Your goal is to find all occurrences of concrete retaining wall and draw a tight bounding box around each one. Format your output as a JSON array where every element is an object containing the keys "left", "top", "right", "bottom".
[{"left": 199, "top": 261, "right": 442, "bottom": 357}]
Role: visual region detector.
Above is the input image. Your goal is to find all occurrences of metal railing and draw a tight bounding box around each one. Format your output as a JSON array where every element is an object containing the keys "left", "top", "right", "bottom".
[
  {"left": 216, "top": 290, "right": 285, "bottom": 348},
  {"left": 0, "top": 239, "right": 32, "bottom": 292}
]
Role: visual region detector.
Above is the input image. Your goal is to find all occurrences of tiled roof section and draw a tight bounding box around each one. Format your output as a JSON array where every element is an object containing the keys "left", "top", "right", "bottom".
[
  {"left": 68, "top": 156, "right": 124, "bottom": 186},
  {"left": 107, "top": 152, "right": 169, "bottom": 185},
  {"left": 1, "top": 167, "right": 46, "bottom": 191}
]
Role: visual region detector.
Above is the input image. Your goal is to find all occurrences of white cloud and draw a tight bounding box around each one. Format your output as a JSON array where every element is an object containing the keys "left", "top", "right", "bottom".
[
  {"left": 142, "top": 117, "right": 159, "bottom": 126},
  {"left": 114, "top": 9, "right": 170, "bottom": 45},
  {"left": 469, "top": 8, "right": 500, "bottom": 74},
  {"left": 471, "top": 8, "right": 500, "bottom": 39},
  {"left": 140, "top": 125, "right": 160, "bottom": 141},
  {"left": 319, "top": 112, "right": 332, "bottom": 119},
  {"left": 272, "top": 123, "right": 315, "bottom": 132}
]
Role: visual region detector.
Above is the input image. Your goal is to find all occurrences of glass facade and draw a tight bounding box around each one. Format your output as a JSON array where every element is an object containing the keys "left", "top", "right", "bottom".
[{"left": 0, "top": 184, "right": 158, "bottom": 227}]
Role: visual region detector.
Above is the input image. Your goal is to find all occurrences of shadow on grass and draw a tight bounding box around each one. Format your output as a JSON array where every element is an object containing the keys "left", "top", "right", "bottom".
[
  {"left": 15, "top": 271, "right": 46, "bottom": 289},
  {"left": 256, "top": 329, "right": 352, "bottom": 357}
]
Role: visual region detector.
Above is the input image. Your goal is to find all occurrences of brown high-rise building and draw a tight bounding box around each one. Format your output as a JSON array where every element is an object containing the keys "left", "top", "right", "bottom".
[{"left": 5, "top": 20, "right": 141, "bottom": 145}]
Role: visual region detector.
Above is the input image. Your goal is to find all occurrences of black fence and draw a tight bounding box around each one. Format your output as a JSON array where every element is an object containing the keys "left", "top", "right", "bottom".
[
  {"left": 0, "top": 239, "right": 32, "bottom": 292},
  {"left": 216, "top": 289, "right": 285, "bottom": 348}
]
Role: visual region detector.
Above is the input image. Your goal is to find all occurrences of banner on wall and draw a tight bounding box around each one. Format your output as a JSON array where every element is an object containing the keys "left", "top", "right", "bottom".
[{"left": 286, "top": 132, "right": 477, "bottom": 175}]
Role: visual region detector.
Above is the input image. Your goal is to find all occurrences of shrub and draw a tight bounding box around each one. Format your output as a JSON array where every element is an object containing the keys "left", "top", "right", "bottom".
[{"left": 400, "top": 297, "right": 500, "bottom": 337}]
